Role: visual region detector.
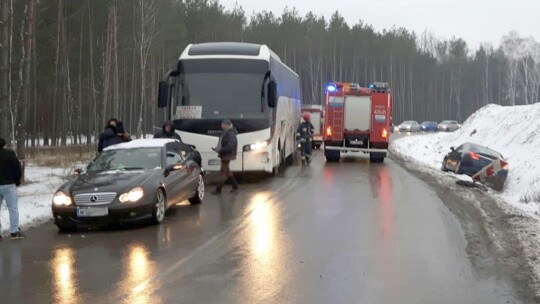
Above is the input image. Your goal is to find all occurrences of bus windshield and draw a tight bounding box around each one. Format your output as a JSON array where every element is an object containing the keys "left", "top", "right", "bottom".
[{"left": 178, "top": 59, "right": 269, "bottom": 119}]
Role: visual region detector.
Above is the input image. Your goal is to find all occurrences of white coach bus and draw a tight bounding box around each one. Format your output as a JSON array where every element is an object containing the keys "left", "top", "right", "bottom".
[{"left": 157, "top": 42, "right": 301, "bottom": 174}]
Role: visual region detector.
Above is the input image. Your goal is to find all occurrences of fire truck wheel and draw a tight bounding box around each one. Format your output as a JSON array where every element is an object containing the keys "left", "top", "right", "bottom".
[
  {"left": 369, "top": 155, "right": 385, "bottom": 163},
  {"left": 325, "top": 154, "right": 340, "bottom": 162}
]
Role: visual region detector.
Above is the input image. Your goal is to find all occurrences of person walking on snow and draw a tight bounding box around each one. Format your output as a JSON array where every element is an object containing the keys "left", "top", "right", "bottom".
[
  {"left": 0, "top": 138, "right": 26, "bottom": 239},
  {"left": 153, "top": 121, "right": 182, "bottom": 142},
  {"left": 211, "top": 119, "right": 239, "bottom": 194},
  {"left": 297, "top": 113, "right": 315, "bottom": 165}
]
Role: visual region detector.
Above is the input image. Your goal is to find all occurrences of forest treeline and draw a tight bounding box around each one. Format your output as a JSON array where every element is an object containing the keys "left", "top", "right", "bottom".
[{"left": 1, "top": 0, "right": 539, "bottom": 157}]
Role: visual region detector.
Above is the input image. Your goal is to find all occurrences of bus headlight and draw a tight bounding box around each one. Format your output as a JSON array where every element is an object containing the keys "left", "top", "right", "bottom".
[{"left": 243, "top": 140, "right": 269, "bottom": 152}]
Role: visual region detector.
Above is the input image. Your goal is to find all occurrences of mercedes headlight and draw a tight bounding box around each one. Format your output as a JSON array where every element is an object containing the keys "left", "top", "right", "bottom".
[
  {"left": 53, "top": 191, "right": 72, "bottom": 206},
  {"left": 119, "top": 187, "right": 144, "bottom": 203}
]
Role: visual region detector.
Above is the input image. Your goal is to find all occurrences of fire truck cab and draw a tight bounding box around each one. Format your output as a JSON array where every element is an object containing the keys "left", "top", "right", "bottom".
[
  {"left": 301, "top": 104, "right": 324, "bottom": 149},
  {"left": 323, "top": 82, "right": 392, "bottom": 163}
]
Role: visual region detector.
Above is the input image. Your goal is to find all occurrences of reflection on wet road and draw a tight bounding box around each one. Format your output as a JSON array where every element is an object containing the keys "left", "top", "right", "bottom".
[
  {"left": 51, "top": 247, "right": 78, "bottom": 304},
  {"left": 121, "top": 245, "right": 159, "bottom": 304},
  {"left": 0, "top": 152, "right": 523, "bottom": 303}
]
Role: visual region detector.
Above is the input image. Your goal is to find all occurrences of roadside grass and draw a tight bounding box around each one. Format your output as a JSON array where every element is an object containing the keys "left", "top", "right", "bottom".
[
  {"left": 20, "top": 145, "right": 96, "bottom": 184},
  {"left": 25, "top": 145, "right": 95, "bottom": 167}
]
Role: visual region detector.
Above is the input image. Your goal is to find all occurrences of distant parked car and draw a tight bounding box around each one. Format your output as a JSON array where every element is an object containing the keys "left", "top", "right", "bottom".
[
  {"left": 442, "top": 142, "right": 508, "bottom": 190},
  {"left": 398, "top": 121, "right": 420, "bottom": 132},
  {"left": 420, "top": 121, "right": 438, "bottom": 132},
  {"left": 52, "top": 139, "right": 205, "bottom": 231},
  {"left": 438, "top": 120, "right": 460, "bottom": 132}
]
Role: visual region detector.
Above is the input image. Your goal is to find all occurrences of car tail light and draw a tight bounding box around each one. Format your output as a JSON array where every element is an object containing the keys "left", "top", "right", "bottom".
[
  {"left": 326, "top": 126, "right": 332, "bottom": 137},
  {"left": 501, "top": 160, "right": 509, "bottom": 170},
  {"left": 382, "top": 128, "right": 388, "bottom": 139},
  {"left": 470, "top": 152, "right": 480, "bottom": 160}
]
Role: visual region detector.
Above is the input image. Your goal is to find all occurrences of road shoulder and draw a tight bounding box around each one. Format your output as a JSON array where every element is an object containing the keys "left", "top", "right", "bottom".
[{"left": 390, "top": 149, "right": 540, "bottom": 303}]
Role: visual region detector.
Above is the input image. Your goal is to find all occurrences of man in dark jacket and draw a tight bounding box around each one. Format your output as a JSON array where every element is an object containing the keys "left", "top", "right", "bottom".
[
  {"left": 153, "top": 121, "right": 182, "bottom": 141},
  {"left": 211, "top": 119, "right": 239, "bottom": 194},
  {"left": 98, "top": 118, "right": 123, "bottom": 153},
  {"left": 297, "top": 113, "right": 315, "bottom": 165},
  {"left": 0, "top": 138, "right": 25, "bottom": 239},
  {"left": 116, "top": 121, "right": 132, "bottom": 142}
]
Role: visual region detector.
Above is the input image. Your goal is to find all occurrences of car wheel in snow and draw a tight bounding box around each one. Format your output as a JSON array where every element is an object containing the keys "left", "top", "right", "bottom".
[
  {"left": 454, "top": 160, "right": 463, "bottom": 174},
  {"left": 441, "top": 158, "right": 449, "bottom": 172}
]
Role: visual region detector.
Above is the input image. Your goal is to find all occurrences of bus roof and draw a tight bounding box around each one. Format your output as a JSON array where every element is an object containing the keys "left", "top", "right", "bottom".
[{"left": 180, "top": 42, "right": 279, "bottom": 62}]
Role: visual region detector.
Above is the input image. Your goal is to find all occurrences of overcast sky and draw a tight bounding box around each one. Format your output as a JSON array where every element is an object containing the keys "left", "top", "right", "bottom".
[{"left": 219, "top": 0, "right": 540, "bottom": 50}]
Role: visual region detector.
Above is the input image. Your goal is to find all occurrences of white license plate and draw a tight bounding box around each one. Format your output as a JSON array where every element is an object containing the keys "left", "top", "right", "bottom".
[
  {"left": 208, "top": 159, "right": 221, "bottom": 166},
  {"left": 77, "top": 207, "right": 108, "bottom": 217}
]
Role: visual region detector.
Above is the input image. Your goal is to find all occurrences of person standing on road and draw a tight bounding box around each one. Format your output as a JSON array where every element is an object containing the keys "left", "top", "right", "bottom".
[
  {"left": 297, "top": 113, "right": 315, "bottom": 165},
  {"left": 98, "top": 118, "right": 123, "bottom": 153},
  {"left": 153, "top": 121, "right": 182, "bottom": 142},
  {"left": 211, "top": 119, "right": 239, "bottom": 195},
  {"left": 0, "top": 138, "right": 26, "bottom": 240}
]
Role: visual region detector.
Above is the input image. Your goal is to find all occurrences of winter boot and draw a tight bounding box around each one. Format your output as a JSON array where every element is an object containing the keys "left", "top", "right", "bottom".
[
  {"left": 229, "top": 177, "right": 239, "bottom": 193},
  {"left": 211, "top": 187, "right": 222, "bottom": 195}
]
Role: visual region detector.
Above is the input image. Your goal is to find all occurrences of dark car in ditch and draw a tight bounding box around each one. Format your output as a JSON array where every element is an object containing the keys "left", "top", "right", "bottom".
[
  {"left": 52, "top": 139, "right": 205, "bottom": 231},
  {"left": 441, "top": 142, "right": 508, "bottom": 190}
]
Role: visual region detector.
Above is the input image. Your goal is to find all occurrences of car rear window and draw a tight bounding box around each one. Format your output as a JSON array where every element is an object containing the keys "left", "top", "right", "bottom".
[{"left": 470, "top": 144, "right": 503, "bottom": 159}]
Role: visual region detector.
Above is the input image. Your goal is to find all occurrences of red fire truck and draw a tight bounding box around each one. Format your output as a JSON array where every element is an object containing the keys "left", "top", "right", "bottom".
[
  {"left": 323, "top": 82, "right": 392, "bottom": 163},
  {"left": 301, "top": 104, "right": 324, "bottom": 149}
]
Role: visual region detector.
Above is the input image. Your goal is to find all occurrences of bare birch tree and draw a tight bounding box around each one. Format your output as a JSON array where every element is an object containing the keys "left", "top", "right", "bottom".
[
  {"left": 0, "top": 0, "right": 9, "bottom": 140},
  {"left": 16, "top": 0, "right": 34, "bottom": 159},
  {"left": 136, "top": 0, "right": 157, "bottom": 138}
]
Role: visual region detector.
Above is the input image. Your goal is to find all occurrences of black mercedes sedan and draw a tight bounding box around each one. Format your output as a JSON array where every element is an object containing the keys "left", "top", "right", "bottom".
[
  {"left": 52, "top": 139, "right": 205, "bottom": 231},
  {"left": 442, "top": 142, "right": 508, "bottom": 190}
]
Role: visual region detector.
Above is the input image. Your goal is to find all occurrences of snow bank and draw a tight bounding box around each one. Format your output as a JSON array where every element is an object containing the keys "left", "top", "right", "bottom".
[
  {"left": 391, "top": 103, "right": 540, "bottom": 218},
  {"left": 1, "top": 166, "right": 69, "bottom": 234}
]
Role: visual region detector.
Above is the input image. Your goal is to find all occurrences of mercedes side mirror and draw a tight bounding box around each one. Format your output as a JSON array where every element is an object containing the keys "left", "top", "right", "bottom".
[
  {"left": 73, "top": 168, "right": 83, "bottom": 176},
  {"left": 165, "top": 163, "right": 183, "bottom": 174},
  {"left": 267, "top": 81, "right": 277, "bottom": 108},
  {"left": 450, "top": 147, "right": 455, "bottom": 151}
]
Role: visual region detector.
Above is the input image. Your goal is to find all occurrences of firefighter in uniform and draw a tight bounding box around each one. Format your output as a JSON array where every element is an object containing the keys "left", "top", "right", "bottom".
[{"left": 297, "top": 113, "right": 315, "bottom": 165}]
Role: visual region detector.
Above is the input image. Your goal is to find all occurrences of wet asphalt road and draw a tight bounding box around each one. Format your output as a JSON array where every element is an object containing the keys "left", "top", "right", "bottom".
[{"left": 0, "top": 151, "right": 523, "bottom": 304}]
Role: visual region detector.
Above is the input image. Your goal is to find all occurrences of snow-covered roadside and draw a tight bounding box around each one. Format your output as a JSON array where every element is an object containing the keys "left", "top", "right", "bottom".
[
  {"left": 0, "top": 166, "right": 69, "bottom": 234},
  {"left": 390, "top": 110, "right": 540, "bottom": 296},
  {"left": 391, "top": 103, "right": 540, "bottom": 219}
]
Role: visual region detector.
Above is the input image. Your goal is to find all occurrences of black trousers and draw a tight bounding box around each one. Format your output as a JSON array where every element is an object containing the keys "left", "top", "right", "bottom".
[
  {"left": 217, "top": 160, "right": 238, "bottom": 189},
  {"left": 300, "top": 140, "right": 312, "bottom": 160}
]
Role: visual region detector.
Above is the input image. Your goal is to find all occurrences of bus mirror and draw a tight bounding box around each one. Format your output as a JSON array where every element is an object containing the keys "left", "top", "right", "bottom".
[
  {"left": 158, "top": 81, "right": 170, "bottom": 108},
  {"left": 268, "top": 81, "right": 277, "bottom": 108}
]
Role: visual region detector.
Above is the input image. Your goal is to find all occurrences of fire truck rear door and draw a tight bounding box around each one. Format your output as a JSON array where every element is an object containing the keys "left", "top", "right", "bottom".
[{"left": 344, "top": 96, "right": 371, "bottom": 132}]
